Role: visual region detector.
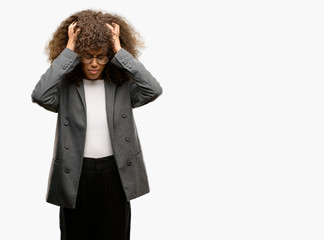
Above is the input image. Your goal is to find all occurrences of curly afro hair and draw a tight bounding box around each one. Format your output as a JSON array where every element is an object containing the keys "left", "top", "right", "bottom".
[{"left": 45, "top": 9, "right": 145, "bottom": 86}]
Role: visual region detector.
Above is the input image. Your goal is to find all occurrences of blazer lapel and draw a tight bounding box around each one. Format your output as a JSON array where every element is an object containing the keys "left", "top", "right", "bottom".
[
  {"left": 105, "top": 80, "right": 116, "bottom": 135},
  {"left": 75, "top": 81, "right": 87, "bottom": 111}
]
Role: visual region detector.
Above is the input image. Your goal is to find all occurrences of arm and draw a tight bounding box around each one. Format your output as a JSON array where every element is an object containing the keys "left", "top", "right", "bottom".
[
  {"left": 31, "top": 22, "right": 80, "bottom": 112},
  {"left": 31, "top": 48, "right": 80, "bottom": 112},
  {"left": 110, "top": 48, "right": 163, "bottom": 108},
  {"left": 106, "top": 22, "right": 162, "bottom": 108}
]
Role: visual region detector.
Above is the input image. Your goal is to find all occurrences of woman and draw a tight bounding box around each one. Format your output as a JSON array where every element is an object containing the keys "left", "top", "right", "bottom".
[{"left": 31, "top": 9, "right": 162, "bottom": 240}]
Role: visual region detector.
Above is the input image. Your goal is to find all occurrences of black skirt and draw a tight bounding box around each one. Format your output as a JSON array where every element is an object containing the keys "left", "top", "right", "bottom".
[{"left": 59, "top": 155, "right": 131, "bottom": 240}]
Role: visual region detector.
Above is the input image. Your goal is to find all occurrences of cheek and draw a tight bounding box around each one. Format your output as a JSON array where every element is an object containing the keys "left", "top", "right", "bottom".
[
  {"left": 100, "top": 65, "right": 107, "bottom": 73},
  {"left": 81, "top": 63, "right": 87, "bottom": 73}
]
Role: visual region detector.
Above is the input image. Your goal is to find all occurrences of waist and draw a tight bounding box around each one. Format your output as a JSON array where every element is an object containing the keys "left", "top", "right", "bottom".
[{"left": 82, "top": 155, "right": 117, "bottom": 173}]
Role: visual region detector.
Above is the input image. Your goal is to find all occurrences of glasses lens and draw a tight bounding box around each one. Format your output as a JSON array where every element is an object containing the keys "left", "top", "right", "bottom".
[
  {"left": 81, "top": 56, "right": 92, "bottom": 64},
  {"left": 97, "top": 56, "right": 109, "bottom": 64}
]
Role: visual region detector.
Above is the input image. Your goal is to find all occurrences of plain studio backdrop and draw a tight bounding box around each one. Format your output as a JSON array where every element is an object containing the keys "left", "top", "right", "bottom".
[{"left": 0, "top": 0, "right": 323, "bottom": 239}]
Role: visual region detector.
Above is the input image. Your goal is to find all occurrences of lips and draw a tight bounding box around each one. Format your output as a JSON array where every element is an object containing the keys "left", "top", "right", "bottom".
[{"left": 89, "top": 70, "right": 98, "bottom": 74}]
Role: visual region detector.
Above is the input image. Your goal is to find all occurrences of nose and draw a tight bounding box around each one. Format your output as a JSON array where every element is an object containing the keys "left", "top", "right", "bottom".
[{"left": 90, "top": 57, "right": 99, "bottom": 67}]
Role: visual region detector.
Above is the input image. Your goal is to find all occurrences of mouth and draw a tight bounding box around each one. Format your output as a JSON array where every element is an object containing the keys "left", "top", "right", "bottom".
[{"left": 88, "top": 70, "right": 99, "bottom": 74}]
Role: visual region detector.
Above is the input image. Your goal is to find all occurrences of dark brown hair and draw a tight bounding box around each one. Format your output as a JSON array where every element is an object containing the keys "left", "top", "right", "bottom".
[{"left": 46, "top": 9, "right": 145, "bottom": 86}]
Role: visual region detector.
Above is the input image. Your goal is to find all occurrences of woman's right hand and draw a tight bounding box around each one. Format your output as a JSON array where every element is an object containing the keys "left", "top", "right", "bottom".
[{"left": 66, "top": 22, "right": 80, "bottom": 51}]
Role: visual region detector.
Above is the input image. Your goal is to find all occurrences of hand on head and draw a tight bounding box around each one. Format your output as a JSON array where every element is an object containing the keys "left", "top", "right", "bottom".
[
  {"left": 66, "top": 22, "right": 80, "bottom": 51},
  {"left": 106, "top": 22, "right": 121, "bottom": 54}
]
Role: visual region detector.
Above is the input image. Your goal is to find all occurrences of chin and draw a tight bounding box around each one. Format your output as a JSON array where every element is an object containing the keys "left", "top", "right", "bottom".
[{"left": 86, "top": 75, "right": 101, "bottom": 80}]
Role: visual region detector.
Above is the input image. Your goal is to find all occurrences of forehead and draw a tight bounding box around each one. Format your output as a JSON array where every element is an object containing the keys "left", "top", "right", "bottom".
[{"left": 86, "top": 49, "right": 104, "bottom": 55}]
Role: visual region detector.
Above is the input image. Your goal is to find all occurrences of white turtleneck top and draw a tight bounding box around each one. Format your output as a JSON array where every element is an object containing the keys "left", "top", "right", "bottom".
[{"left": 83, "top": 79, "right": 114, "bottom": 158}]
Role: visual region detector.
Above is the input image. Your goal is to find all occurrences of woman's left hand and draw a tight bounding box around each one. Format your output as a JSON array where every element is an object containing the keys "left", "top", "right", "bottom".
[{"left": 106, "top": 22, "right": 121, "bottom": 54}]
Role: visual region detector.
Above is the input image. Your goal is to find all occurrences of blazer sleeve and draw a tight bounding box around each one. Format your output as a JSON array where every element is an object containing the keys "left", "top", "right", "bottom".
[
  {"left": 31, "top": 48, "right": 80, "bottom": 112},
  {"left": 110, "top": 48, "right": 163, "bottom": 108}
]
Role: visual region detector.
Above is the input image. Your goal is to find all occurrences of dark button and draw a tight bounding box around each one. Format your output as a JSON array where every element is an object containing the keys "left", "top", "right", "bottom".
[
  {"left": 65, "top": 168, "right": 70, "bottom": 173},
  {"left": 64, "top": 120, "right": 69, "bottom": 126},
  {"left": 122, "top": 113, "right": 127, "bottom": 118},
  {"left": 127, "top": 160, "right": 132, "bottom": 166},
  {"left": 125, "top": 137, "right": 130, "bottom": 142},
  {"left": 64, "top": 145, "right": 70, "bottom": 150},
  {"left": 129, "top": 66, "right": 132, "bottom": 69}
]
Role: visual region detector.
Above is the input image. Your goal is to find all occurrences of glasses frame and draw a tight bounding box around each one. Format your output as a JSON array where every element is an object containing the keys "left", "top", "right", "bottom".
[{"left": 80, "top": 54, "right": 110, "bottom": 65}]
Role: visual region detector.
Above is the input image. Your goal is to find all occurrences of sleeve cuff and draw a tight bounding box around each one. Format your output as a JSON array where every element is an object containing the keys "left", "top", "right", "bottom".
[{"left": 110, "top": 48, "right": 136, "bottom": 70}]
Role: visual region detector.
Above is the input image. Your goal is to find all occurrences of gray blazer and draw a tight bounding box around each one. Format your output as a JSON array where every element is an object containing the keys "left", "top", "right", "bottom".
[{"left": 31, "top": 48, "right": 162, "bottom": 209}]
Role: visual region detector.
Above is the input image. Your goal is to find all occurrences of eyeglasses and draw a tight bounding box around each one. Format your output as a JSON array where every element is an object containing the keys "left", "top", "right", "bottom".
[{"left": 81, "top": 54, "right": 109, "bottom": 65}]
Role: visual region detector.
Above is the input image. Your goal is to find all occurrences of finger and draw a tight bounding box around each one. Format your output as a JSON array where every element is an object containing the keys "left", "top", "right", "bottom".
[
  {"left": 69, "top": 22, "right": 75, "bottom": 32},
  {"left": 68, "top": 26, "right": 73, "bottom": 35},
  {"left": 70, "top": 22, "right": 76, "bottom": 29},
  {"left": 106, "top": 24, "right": 116, "bottom": 35},
  {"left": 112, "top": 22, "right": 120, "bottom": 29},
  {"left": 105, "top": 23, "right": 118, "bottom": 36},
  {"left": 72, "top": 23, "right": 79, "bottom": 33},
  {"left": 105, "top": 23, "right": 113, "bottom": 31}
]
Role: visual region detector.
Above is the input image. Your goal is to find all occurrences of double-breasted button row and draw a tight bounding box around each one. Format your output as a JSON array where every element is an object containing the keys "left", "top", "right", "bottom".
[
  {"left": 125, "top": 136, "right": 130, "bottom": 142},
  {"left": 121, "top": 113, "right": 127, "bottom": 118},
  {"left": 65, "top": 168, "right": 70, "bottom": 174},
  {"left": 127, "top": 160, "right": 132, "bottom": 166},
  {"left": 121, "top": 59, "right": 132, "bottom": 69},
  {"left": 64, "top": 119, "right": 70, "bottom": 150}
]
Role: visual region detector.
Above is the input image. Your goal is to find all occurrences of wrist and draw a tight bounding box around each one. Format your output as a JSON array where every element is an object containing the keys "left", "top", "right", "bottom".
[
  {"left": 66, "top": 40, "right": 76, "bottom": 51},
  {"left": 114, "top": 46, "right": 121, "bottom": 54}
]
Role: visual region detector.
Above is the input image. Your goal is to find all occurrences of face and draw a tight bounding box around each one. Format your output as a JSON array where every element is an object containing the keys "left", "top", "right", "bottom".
[{"left": 81, "top": 50, "right": 108, "bottom": 80}]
